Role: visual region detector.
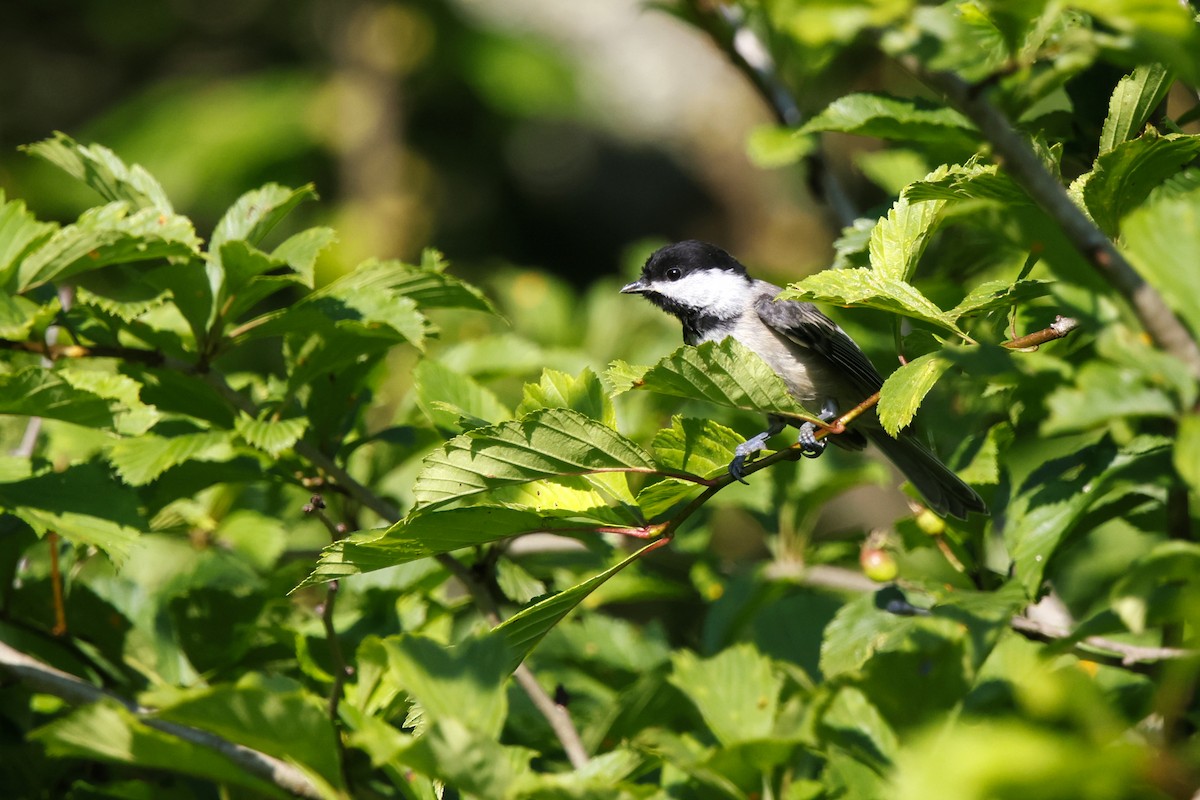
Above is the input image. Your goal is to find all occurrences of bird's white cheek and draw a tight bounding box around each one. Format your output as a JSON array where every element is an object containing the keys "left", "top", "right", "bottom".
[{"left": 648, "top": 272, "right": 750, "bottom": 317}]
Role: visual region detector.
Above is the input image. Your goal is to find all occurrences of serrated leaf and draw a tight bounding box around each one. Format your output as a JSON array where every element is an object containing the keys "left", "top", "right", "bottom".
[
  {"left": 0, "top": 463, "right": 144, "bottom": 562},
  {"left": 903, "top": 165, "right": 1029, "bottom": 205},
  {"left": 234, "top": 413, "right": 308, "bottom": 457},
  {"left": 302, "top": 507, "right": 560, "bottom": 585},
  {"left": 603, "top": 359, "right": 650, "bottom": 394},
  {"left": 652, "top": 416, "right": 742, "bottom": 477},
  {"left": 625, "top": 338, "right": 810, "bottom": 418},
  {"left": 23, "top": 132, "right": 173, "bottom": 213},
  {"left": 635, "top": 478, "right": 700, "bottom": 519},
  {"left": 17, "top": 203, "right": 201, "bottom": 292},
  {"left": 780, "top": 268, "right": 960, "bottom": 335},
  {"left": 1100, "top": 64, "right": 1172, "bottom": 154},
  {"left": 0, "top": 367, "right": 116, "bottom": 428},
  {"left": 516, "top": 367, "right": 614, "bottom": 425},
  {"left": 412, "top": 408, "right": 654, "bottom": 511},
  {"left": 949, "top": 279, "right": 1054, "bottom": 319},
  {"left": 383, "top": 634, "right": 510, "bottom": 738},
  {"left": 335, "top": 257, "right": 493, "bottom": 313},
  {"left": 0, "top": 189, "right": 57, "bottom": 289},
  {"left": 877, "top": 352, "right": 952, "bottom": 437},
  {"left": 492, "top": 540, "right": 658, "bottom": 672},
  {"left": 109, "top": 431, "right": 236, "bottom": 486},
  {"left": 271, "top": 226, "right": 336, "bottom": 288},
  {"left": 413, "top": 360, "right": 511, "bottom": 432},
  {"left": 869, "top": 176, "right": 948, "bottom": 282},
  {"left": 1043, "top": 363, "right": 1178, "bottom": 435},
  {"left": 669, "top": 644, "right": 782, "bottom": 746},
  {"left": 1121, "top": 185, "right": 1200, "bottom": 334},
  {"left": 73, "top": 266, "right": 172, "bottom": 322},
  {"left": 800, "top": 93, "right": 976, "bottom": 148},
  {"left": 210, "top": 183, "right": 316, "bottom": 257},
  {"left": 1079, "top": 132, "right": 1200, "bottom": 235}
]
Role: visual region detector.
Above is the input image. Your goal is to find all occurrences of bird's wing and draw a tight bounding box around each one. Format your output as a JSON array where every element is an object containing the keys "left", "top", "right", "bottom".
[{"left": 753, "top": 291, "right": 885, "bottom": 399}]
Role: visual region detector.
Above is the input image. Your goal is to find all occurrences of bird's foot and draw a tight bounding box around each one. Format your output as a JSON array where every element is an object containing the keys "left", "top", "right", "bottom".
[
  {"left": 798, "top": 400, "right": 840, "bottom": 459},
  {"left": 728, "top": 416, "right": 786, "bottom": 483}
]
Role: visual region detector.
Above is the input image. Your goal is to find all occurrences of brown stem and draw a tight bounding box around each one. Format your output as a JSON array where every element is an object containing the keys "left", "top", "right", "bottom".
[{"left": 48, "top": 531, "right": 67, "bottom": 636}]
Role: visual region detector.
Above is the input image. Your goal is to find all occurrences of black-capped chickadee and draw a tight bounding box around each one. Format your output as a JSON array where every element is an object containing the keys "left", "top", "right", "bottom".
[{"left": 621, "top": 240, "right": 986, "bottom": 519}]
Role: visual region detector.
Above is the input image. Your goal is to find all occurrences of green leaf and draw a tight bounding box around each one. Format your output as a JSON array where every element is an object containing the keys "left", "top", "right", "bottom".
[
  {"left": 0, "top": 293, "right": 43, "bottom": 340},
  {"left": 210, "top": 183, "right": 316, "bottom": 257},
  {"left": 1121, "top": 185, "right": 1200, "bottom": 334},
  {"left": 516, "top": 367, "right": 614, "bottom": 426},
  {"left": 0, "top": 367, "right": 116, "bottom": 429},
  {"left": 746, "top": 125, "right": 817, "bottom": 169},
  {"left": 29, "top": 701, "right": 290, "bottom": 798},
  {"left": 903, "top": 164, "right": 1029, "bottom": 205},
  {"left": 1174, "top": 414, "right": 1200, "bottom": 495},
  {"left": 869, "top": 176, "right": 948, "bottom": 282},
  {"left": 23, "top": 132, "right": 174, "bottom": 213},
  {"left": 819, "top": 686, "right": 898, "bottom": 770},
  {"left": 108, "top": 431, "right": 236, "bottom": 486},
  {"left": 301, "top": 507, "right": 560, "bottom": 585},
  {"left": 620, "top": 338, "right": 810, "bottom": 418},
  {"left": 413, "top": 359, "right": 512, "bottom": 431},
  {"left": 1099, "top": 64, "right": 1172, "bottom": 154},
  {"left": 492, "top": 541, "right": 659, "bottom": 672},
  {"left": 0, "top": 189, "right": 57, "bottom": 290},
  {"left": 800, "top": 93, "right": 976, "bottom": 148},
  {"left": 17, "top": 203, "right": 201, "bottom": 292},
  {"left": 669, "top": 644, "right": 782, "bottom": 746},
  {"left": 153, "top": 680, "right": 342, "bottom": 789},
  {"left": 412, "top": 408, "right": 654, "bottom": 511},
  {"left": 1110, "top": 541, "right": 1200, "bottom": 633},
  {"left": 271, "top": 226, "right": 336, "bottom": 288},
  {"left": 948, "top": 279, "right": 1054, "bottom": 319},
  {"left": 780, "top": 268, "right": 960, "bottom": 335},
  {"left": 0, "top": 463, "right": 144, "bottom": 562},
  {"left": 331, "top": 257, "right": 494, "bottom": 313},
  {"left": 1043, "top": 363, "right": 1179, "bottom": 435},
  {"left": 603, "top": 359, "right": 650, "bottom": 394},
  {"left": 234, "top": 413, "right": 308, "bottom": 457},
  {"left": 1078, "top": 132, "right": 1200, "bottom": 235},
  {"left": 877, "top": 352, "right": 952, "bottom": 437},
  {"left": 382, "top": 634, "right": 510, "bottom": 737},
  {"left": 652, "top": 416, "right": 742, "bottom": 477},
  {"left": 402, "top": 719, "right": 532, "bottom": 800}
]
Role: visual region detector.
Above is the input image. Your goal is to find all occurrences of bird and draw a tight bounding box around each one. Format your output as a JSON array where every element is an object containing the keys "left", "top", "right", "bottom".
[{"left": 620, "top": 240, "right": 986, "bottom": 519}]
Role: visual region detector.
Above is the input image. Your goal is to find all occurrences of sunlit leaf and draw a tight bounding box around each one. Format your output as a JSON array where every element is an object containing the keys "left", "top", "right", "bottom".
[
  {"left": 1121, "top": 185, "right": 1200, "bottom": 335},
  {"left": 234, "top": 413, "right": 307, "bottom": 457},
  {"left": 1079, "top": 131, "right": 1200, "bottom": 235},
  {"left": 414, "top": 359, "right": 511, "bottom": 432},
  {"left": 877, "top": 352, "right": 952, "bottom": 436},
  {"left": 0, "top": 367, "right": 116, "bottom": 429},
  {"left": 516, "top": 367, "right": 614, "bottom": 426},
  {"left": 800, "top": 93, "right": 976, "bottom": 148},
  {"left": 23, "top": 132, "right": 174, "bottom": 213},
  {"left": 1099, "top": 64, "right": 1172, "bottom": 154},
  {"left": 780, "top": 269, "right": 960, "bottom": 335},
  {"left": 412, "top": 408, "right": 654, "bottom": 511},
  {"left": 109, "top": 431, "right": 236, "bottom": 486},
  {"left": 0, "top": 189, "right": 57, "bottom": 290}
]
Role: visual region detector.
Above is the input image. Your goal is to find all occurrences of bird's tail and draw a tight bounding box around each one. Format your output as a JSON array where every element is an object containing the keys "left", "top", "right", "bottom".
[{"left": 865, "top": 430, "right": 987, "bottom": 519}]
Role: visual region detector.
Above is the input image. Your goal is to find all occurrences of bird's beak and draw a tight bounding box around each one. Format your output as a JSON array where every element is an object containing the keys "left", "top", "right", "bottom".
[{"left": 620, "top": 278, "right": 647, "bottom": 294}]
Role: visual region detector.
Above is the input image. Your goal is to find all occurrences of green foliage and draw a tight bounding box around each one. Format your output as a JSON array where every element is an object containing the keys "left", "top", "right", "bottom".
[{"left": 3, "top": 2, "right": 1200, "bottom": 798}]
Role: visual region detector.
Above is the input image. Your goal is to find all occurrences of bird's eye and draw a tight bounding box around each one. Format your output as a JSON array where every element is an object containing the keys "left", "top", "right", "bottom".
[{"left": 666, "top": 267, "right": 682, "bottom": 281}]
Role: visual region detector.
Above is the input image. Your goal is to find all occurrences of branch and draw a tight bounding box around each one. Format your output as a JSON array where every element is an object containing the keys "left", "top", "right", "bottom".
[
  {"left": 682, "top": 0, "right": 858, "bottom": 227},
  {"left": 906, "top": 60, "right": 1200, "bottom": 378},
  {"left": 0, "top": 640, "right": 323, "bottom": 799}
]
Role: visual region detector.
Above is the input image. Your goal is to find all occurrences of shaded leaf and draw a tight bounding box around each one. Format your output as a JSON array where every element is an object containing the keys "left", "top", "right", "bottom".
[
  {"left": 108, "top": 431, "right": 236, "bottom": 486},
  {"left": 669, "top": 644, "right": 782, "bottom": 746},
  {"left": 1110, "top": 541, "right": 1200, "bottom": 634},
  {"left": 1174, "top": 413, "right": 1200, "bottom": 495},
  {"left": 652, "top": 416, "right": 741, "bottom": 477},
  {"left": 492, "top": 541, "right": 659, "bottom": 672},
  {"left": 1079, "top": 131, "right": 1200, "bottom": 235},
  {"left": 29, "top": 701, "right": 289, "bottom": 798},
  {"left": 413, "top": 359, "right": 511, "bottom": 431},
  {"left": 949, "top": 279, "right": 1054, "bottom": 319},
  {"left": 0, "top": 367, "right": 115, "bottom": 429},
  {"left": 383, "top": 634, "right": 510, "bottom": 738}
]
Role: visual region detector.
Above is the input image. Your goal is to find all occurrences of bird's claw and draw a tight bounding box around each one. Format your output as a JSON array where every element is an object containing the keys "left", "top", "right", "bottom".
[
  {"left": 798, "top": 422, "right": 827, "bottom": 459},
  {"left": 729, "top": 454, "right": 751, "bottom": 484}
]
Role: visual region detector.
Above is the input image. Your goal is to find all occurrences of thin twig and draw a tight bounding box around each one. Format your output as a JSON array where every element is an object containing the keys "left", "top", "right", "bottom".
[
  {"left": 906, "top": 59, "right": 1200, "bottom": 378},
  {"left": 0, "top": 640, "right": 323, "bottom": 799}
]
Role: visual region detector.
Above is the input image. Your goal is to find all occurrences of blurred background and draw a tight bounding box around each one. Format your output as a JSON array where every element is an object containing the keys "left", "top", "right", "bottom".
[{"left": 0, "top": 0, "right": 847, "bottom": 286}]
